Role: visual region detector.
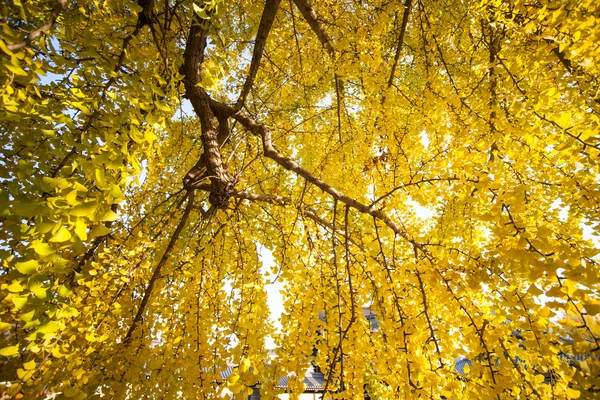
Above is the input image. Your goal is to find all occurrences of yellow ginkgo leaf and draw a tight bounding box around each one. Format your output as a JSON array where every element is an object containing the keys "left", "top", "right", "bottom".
[
  {"left": 50, "top": 226, "right": 72, "bottom": 243},
  {"left": 75, "top": 219, "right": 88, "bottom": 241},
  {"left": 0, "top": 345, "right": 19, "bottom": 357},
  {"left": 15, "top": 260, "right": 37, "bottom": 275}
]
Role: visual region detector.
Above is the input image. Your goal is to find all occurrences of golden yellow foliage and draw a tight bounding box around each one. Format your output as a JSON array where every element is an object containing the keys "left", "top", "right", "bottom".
[{"left": 0, "top": 0, "right": 599, "bottom": 398}]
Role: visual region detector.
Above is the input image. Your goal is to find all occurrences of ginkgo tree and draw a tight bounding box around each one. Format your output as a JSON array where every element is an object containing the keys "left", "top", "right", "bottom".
[{"left": 1, "top": 0, "right": 599, "bottom": 398}]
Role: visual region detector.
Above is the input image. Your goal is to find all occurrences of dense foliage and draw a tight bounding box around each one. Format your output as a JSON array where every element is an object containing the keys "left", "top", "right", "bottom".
[{"left": 1, "top": 0, "right": 599, "bottom": 398}]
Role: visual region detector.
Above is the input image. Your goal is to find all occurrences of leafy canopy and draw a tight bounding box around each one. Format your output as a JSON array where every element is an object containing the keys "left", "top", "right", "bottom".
[{"left": 1, "top": 0, "right": 599, "bottom": 398}]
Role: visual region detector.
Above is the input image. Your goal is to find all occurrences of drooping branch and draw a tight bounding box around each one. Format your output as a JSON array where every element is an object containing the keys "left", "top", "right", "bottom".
[
  {"left": 387, "top": 0, "right": 412, "bottom": 89},
  {"left": 415, "top": 269, "right": 444, "bottom": 370},
  {"left": 323, "top": 199, "right": 342, "bottom": 394},
  {"left": 323, "top": 206, "right": 356, "bottom": 393},
  {"left": 6, "top": 0, "right": 68, "bottom": 51},
  {"left": 373, "top": 222, "right": 418, "bottom": 389},
  {"left": 498, "top": 341, "right": 543, "bottom": 398},
  {"left": 123, "top": 190, "right": 195, "bottom": 345},
  {"left": 234, "top": 0, "right": 282, "bottom": 111},
  {"left": 435, "top": 269, "right": 498, "bottom": 385}
]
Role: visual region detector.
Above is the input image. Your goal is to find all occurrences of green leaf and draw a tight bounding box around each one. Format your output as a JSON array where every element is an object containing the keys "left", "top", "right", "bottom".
[
  {"left": 63, "top": 387, "right": 80, "bottom": 398},
  {"left": 37, "top": 222, "right": 55, "bottom": 234},
  {"left": 73, "top": 182, "right": 88, "bottom": 192},
  {"left": 130, "top": 2, "right": 143, "bottom": 12},
  {"left": 13, "top": 202, "right": 45, "bottom": 217},
  {"left": 42, "top": 177, "right": 69, "bottom": 189}
]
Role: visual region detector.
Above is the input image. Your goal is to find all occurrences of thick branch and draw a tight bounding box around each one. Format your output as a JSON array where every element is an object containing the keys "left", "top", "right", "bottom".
[
  {"left": 123, "top": 190, "right": 195, "bottom": 345},
  {"left": 7, "top": 0, "right": 68, "bottom": 51},
  {"left": 234, "top": 0, "right": 281, "bottom": 111},
  {"left": 292, "top": 0, "right": 335, "bottom": 56},
  {"left": 182, "top": 16, "right": 232, "bottom": 205},
  {"left": 210, "top": 98, "right": 420, "bottom": 249},
  {"left": 387, "top": 0, "right": 412, "bottom": 89},
  {"left": 183, "top": 115, "right": 231, "bottom": 188}
]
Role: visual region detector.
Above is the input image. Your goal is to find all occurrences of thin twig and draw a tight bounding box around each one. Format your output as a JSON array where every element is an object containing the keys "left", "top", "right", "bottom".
[{"left": 7, "top": 0, "right": 68, "bottom": 51}]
